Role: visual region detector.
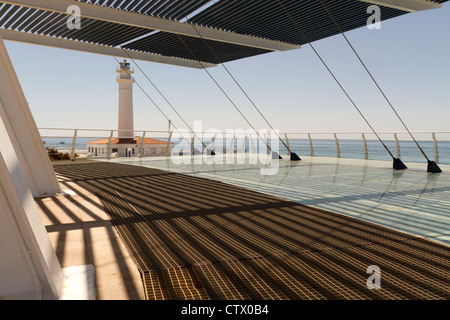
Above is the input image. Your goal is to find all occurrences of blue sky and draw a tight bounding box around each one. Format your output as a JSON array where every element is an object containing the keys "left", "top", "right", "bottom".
[{"left": 5, "top": 3, "right": 450, "bottom": 136}]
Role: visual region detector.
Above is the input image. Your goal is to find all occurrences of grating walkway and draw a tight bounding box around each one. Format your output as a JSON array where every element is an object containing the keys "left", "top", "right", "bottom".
[{"left": 52, "top": 160, "right": 450, "bottom": 300}]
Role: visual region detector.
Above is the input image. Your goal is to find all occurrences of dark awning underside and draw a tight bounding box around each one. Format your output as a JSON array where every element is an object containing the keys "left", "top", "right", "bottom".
[{"left": 0, "top": 0, "right": 447, "bottom": 65}]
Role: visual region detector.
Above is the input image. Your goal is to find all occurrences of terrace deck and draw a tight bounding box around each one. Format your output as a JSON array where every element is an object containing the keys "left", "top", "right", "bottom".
[{"left": 49, "top": 160, "right": 450, "bottom": 300}]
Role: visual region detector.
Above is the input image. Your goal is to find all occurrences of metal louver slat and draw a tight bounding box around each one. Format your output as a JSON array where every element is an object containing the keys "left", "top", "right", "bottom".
[
  {"left": 4, "top": 6, "right": 27, "bottom": 29},
  {"left": 0, "top": 4, "right": 17, "bottom": 27},
  {"left": 22, "top": 10, "right": 49, "bottom": 33},
  {"left": 0, "top": 0, "right": 447, "bottom": 66},
  {"left": 32, "top": 12, "right": 62, "bottom": 34},
  {"left": 189, "top": 0, "right": 408, "bottom": 45}
]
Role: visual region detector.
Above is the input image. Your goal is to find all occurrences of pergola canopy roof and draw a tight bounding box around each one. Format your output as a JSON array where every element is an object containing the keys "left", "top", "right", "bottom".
[{"left": 0, "top": 0, "right": 447, "bottom": 67}]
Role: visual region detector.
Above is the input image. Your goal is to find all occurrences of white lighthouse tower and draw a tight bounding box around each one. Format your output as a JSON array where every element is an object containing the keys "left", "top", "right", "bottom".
[
  {"left": 86, "top": 60, "right": 173, "bottom": 157},
  {"left": 117, "top": 60, "right": 135, "bottom": 142}
]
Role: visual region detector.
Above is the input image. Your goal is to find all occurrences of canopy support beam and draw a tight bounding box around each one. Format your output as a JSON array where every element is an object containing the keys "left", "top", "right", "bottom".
[
  {"left": 0, "top": 29, "right": 216, "bottom": 69},
  {"left": 359, "top": 0, "right": 442, "bottom": 12},
  {"left": 3, "top": 0, "right": 301, "bottom": 52}
]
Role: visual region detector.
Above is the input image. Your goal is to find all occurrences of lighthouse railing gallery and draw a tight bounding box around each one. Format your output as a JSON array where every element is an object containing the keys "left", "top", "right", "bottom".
[{"left": 37, "top": 128, "right": 450, "bottom": 165}]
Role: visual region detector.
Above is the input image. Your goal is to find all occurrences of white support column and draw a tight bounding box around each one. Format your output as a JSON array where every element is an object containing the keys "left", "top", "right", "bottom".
[
  {"left": 0, "top": 112, "right": 63, "bottom": 299},
  {"left": 0, "top": 36, "right": 61, "bottom": 197}
]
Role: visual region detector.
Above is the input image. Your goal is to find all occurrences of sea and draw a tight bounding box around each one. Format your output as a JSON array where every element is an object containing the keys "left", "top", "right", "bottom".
[{"left": 42, "top": 136, "right": 450, "bottom": 165}]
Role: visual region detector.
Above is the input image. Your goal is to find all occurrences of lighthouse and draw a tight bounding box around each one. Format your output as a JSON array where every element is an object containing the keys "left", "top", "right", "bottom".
[
  {"left": 117, "top": 60, "right": 135, "bottom": 142},
  {"left": 86, "top": 60, "right": 173, "bottom": 158}
]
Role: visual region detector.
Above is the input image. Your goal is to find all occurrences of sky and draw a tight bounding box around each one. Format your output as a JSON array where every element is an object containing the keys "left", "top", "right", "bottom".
[{"left": 4, "top": 3, "right": 450, "bottom": 138}]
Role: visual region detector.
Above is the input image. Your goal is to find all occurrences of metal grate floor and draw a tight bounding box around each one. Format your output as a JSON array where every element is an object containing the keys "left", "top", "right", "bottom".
[{"left": 53, "top": 161, "right": 450, "bottom": 300}]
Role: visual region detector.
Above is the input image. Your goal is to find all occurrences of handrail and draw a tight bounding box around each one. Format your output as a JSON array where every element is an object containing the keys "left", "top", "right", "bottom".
[
  {"left": 38, "top": 127, "right": 450, "bottom": 136},
  {"left": 38, "top": 127, "right": 450, "bottom": 164}
]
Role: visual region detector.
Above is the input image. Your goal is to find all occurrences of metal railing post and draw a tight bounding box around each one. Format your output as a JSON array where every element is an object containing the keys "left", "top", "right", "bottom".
[
  {"left": 362, "top": 133, "right": 368, "bottom": 160},
  {"left": 138, "top": 131, "right": 146, "bottom": 158},
  {"left": 230, "top": 135, "right": 235, "bottom": 153},
  {"left": 37, "top": 128, "right": 450, "bottom": 163},
  {"left": 106, "top": 130, "right": 113, "bottom": 159},
  {"left": 334, "top": 133, "right": 341, "bottom": 158},
  {"left": 433, "top": 132, "right": 439, "bottom": 164},
  {"left": 394, "top": 133, "right": 400, "bottom": 159},
  {"left": 308, "top": 133, "right": 314, "bottom": 156},
  {"left": 249, "top": 133, "right": 255, "bottom": 154},
  {"left": 285, "top": 133, "right": 291, "bottom": 156},
  {"left": 212, "top": 133, "right": 217, "bottom": 151},
  {"left": 70, "top": 129, "right": 77, "bottom": 161},
  {"left": 166, "top": 131, "right": 172, "bottom": 157}
]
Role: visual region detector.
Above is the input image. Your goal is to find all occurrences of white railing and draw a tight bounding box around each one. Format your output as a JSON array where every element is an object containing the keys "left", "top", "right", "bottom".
[
  {"left": 38, "top": 128, "right": 450, "bottom": 164},
  {"left": 282, "top": 131, "right": 450, "bottom": 164}
]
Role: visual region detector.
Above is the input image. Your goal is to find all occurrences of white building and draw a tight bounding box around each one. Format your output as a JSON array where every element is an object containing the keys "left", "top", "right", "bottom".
[{"left": 87, "top": 137, "right": 171, "bottom": 158}]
